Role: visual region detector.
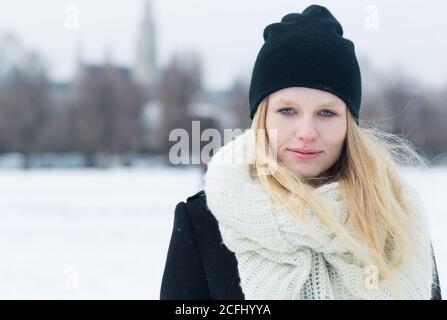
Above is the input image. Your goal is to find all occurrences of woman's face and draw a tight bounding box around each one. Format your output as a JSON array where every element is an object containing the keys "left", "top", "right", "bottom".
[{"left": 265, "top": 87, "right": 347, "bottom": 179}]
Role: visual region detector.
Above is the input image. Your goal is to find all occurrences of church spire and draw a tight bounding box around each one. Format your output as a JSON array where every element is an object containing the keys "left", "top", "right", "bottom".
[{"left": 133, "top": 0, "right": 158, "bottom": 96}]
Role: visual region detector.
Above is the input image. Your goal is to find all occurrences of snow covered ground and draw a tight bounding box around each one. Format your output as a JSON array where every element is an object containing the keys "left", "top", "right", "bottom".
[{"left": 0, "top": 167, "right": 445, "bottom": 299}]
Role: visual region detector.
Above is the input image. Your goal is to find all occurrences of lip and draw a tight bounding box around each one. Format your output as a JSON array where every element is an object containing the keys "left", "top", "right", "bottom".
[
  {"left": 288, "top": 148, "right": 323, "bottom": 154},
  {"left": 287, "top": 148, "right": 323, "bottom": 160}
]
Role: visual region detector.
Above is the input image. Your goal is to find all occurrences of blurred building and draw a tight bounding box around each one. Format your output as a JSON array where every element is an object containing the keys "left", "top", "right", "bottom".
[
  {"left": 47, "top": 0, "right": 236, "bottom": 156},
  {"left": 133, "top": 0, "right": 159, "bottom": 98}
]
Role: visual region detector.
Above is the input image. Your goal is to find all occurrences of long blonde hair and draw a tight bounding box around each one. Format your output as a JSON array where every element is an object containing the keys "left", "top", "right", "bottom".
[{"left": 249, "top": 95, "right": 428, "bottom": 288}]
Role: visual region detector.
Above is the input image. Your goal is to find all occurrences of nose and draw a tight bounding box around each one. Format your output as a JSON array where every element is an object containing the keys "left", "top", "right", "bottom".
[{"left": 295, "top": 120, "right": 318, "bottom": 142}]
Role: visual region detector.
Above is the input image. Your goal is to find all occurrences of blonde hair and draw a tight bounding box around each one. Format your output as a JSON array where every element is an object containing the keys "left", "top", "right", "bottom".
[{"left": 249, "top": 95, "right": 428, "bottom": 289}]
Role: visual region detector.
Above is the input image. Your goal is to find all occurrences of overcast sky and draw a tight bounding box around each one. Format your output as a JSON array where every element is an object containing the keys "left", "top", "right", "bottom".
[{"left": 1, "top": 0, "right": 446, "bottom": 91}]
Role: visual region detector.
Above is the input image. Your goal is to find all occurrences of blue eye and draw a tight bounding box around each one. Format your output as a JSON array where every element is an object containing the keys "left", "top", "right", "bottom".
[
  {"left": 320, "top": 110, "right": 336, "bottom": 118},
  {"left": 279, "top": 107, "right": 294, "bottom": 115},
  {"left": 278, "top": 107, "right": 336, "bottom": 118}
]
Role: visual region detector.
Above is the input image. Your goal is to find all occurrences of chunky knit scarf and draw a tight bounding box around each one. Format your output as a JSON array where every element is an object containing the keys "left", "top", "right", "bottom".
[{"left": 203, "top": 129, "right": 433, "bottom": 300}]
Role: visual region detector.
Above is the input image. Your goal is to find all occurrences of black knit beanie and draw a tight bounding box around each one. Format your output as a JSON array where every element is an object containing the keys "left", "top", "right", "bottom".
[{"left": 248, "top": 4, "right": 362, "bottom": 125}]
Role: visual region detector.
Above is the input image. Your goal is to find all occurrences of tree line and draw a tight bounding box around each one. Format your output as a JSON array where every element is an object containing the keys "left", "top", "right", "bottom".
[{"left": 0, "top": 33, "right": 445, "bottom": 167}]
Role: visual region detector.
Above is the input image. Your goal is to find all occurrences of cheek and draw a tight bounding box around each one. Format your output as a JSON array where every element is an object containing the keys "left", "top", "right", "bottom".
[
  {"left": 265, "top": 112, "right": 276, "bottom": 131},
  {"left": 266, "top": 114, "right": 288, "bottom": 153},
  {"left": 322, "top": 126, "right": 346, "bottom": 152}
]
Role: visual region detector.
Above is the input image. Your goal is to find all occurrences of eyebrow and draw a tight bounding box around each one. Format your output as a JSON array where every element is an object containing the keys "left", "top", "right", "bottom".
[{"left": 274, "top": 98, "right": 342, "bottom": 109}]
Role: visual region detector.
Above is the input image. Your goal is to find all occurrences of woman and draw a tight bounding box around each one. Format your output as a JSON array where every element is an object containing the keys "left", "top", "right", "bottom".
[{"left": 160, "top": 4, "right": 442, "bottom": 300}]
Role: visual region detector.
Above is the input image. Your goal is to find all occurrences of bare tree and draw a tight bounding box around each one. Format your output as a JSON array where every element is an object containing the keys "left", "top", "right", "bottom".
[
  {"left": 227, "top": 78, "right": 250, "bottom": 130},
  {"left": 71, "top": 63, "right": 145, "bottom": 163},
  {"left": 0, "top": 43, "right": 52, "bottom": 167},
  {"left": 158, "top": 51, "right": 203, "bottom": 157}
]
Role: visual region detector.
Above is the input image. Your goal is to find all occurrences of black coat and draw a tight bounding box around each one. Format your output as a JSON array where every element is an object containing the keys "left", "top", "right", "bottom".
[{"left": 160, "top": 190, "right": 442, "bottom": 300}]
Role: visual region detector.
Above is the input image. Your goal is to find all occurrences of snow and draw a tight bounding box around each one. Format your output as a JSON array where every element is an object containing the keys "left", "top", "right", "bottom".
[{"left": 0, "top": 167, "right": 444, "bottom": 299}]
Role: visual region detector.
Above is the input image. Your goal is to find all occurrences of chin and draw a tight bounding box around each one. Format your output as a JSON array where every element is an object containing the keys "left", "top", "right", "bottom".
[
  {"left": 296, "top": 172, "right": 318, "bottom": 179},
  {"left": 286, "top": 166, "right": 319, "bottom": 178}
]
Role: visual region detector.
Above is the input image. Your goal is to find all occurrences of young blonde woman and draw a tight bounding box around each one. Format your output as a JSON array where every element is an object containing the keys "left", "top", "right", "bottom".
[{"left": 160, "top": 4, "right": 442, "bottom": 300}]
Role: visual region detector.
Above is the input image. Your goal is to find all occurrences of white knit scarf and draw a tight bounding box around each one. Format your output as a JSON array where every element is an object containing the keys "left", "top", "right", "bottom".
[{"left": 203, "top": 129, "right": 433, "bottom": 300}]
